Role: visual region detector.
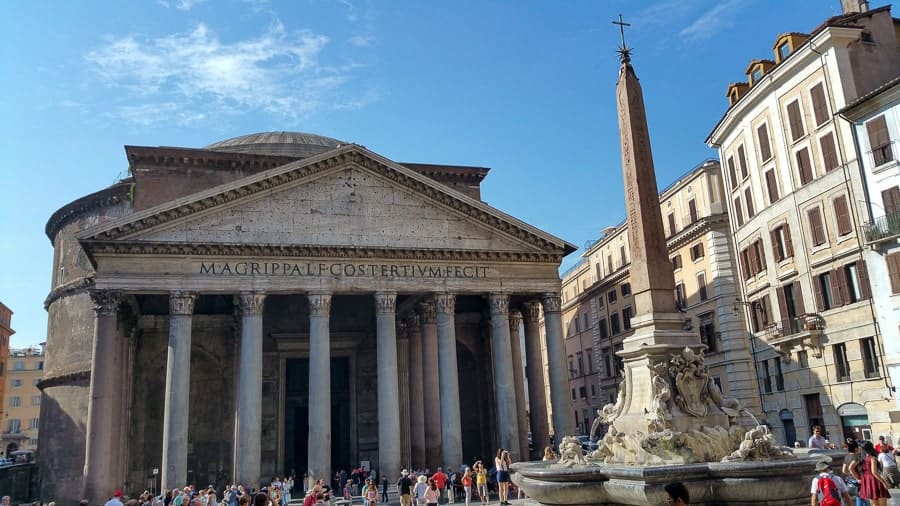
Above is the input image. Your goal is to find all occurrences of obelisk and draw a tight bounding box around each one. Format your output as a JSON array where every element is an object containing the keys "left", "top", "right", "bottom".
[{"left": 610, "top": 28, "right": 728, "bottom": 435}]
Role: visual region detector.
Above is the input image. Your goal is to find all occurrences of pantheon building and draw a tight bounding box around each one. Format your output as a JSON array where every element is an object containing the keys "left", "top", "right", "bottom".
[{"left": 40, "top": 132, "right": 576, "bottom": 504}]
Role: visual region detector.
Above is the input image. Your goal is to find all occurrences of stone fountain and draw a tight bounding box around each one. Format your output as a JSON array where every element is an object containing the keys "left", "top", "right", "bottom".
[{"left": 511, "top": 31, "right": 823, "bottom": 506}]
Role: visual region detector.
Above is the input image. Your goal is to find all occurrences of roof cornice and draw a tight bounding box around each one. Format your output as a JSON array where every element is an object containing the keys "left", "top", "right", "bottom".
[
  {"left": 707, "top": 24, "right": 865, "bottom": 146},
  {"left": 82, "top": 241, "right": 565, "bottom": 264}
]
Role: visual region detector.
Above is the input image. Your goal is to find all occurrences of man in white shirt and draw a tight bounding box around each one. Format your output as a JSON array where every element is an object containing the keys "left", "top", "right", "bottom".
[
  {"left": 878, "top": 445, "right": 900, "bottom": 487},
  {"left": 104, "top": 490, "right": 125, "bottom": 506},
  {"left": 808, "top": 426, "right": 827, "bottom": 450}
]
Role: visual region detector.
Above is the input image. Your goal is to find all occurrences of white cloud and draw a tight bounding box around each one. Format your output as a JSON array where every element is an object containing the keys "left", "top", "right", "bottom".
[
  {"left": 111, "top": 102, "right": 179, "bottom": 126},
  {"left": 635, "top": 0, "right": 699, "bottom": 28},
  {"left": 348, "top": 34, "right": 375, "bottom": 47},
  {"left": 678, "top": 0, "right": 747, "bottom": 41},
  {"left": 337, "top": 0, "right": 359, "bottom": 22},
  {"left": 86, "top": 21, "right": 370, "bottom": 122},
  {"left": 157, "top": 0, "right": 206, "bottom": 10}
]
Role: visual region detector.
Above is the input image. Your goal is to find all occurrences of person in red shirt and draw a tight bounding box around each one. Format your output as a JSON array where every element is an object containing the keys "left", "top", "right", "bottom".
[
  {"left": 431, "top": 467, "right": 448, "bottom": 503},
  {"left": 876, "top": 435, "right": 895, "bottom": 454}
]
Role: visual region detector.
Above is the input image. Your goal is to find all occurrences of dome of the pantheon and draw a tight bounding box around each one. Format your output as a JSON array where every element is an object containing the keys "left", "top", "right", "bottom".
[{"left": 205, "top": 131, "right": 347, "bottom": 158}]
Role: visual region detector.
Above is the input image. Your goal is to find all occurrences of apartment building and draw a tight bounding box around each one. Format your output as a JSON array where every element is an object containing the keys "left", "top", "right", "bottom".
[
  {"left": 841, "top": 76, "right": 900, "bottom": 415},
  {"left": 1, "top": 346, "right": 44, "bottom": 456},
  {"left": 706, "top": 1, "right": 900, "bottom": 445},
  {"left": 560, "top": 160, "right": 761, "bottom": 436},
  {"left": 0, "top": 303, "right": 12, "bottom": 427}
]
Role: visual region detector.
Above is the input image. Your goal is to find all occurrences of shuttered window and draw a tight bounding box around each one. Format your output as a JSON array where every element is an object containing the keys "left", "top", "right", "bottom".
[
  {"left": 882, "top": 186, "right": 900, "bottom": 215},
  {"left": 757, "top": 123, "right": 772, "bottom": 161},
  {"left": 771, "top": 225, "right": 794, "bottom": 262},
  {"left": 833, "top": 195, "right": 852, "bottom": 236},
  {"left": 765, "top": 169, "right": 779, "bottom": 203},
  {"left": 745, "top": 187, "right": 755, "bottom": 218},
  {"left": 740, "top": 248, "right": 752, "bottom": 280},
  {"left": 808, "top": 207, "right": 826, "bottom": 246},
  {"left": 727, "top": 156, "right": 738, "bottom": 189},
  {"left": 787, "top": 100, "right": 805, "bottom": 141},
  {"left": 810, "top": 83, "right": 829, "bottom": 126},
  {"left": 668, "top": 213, "right": 676, "bottom": 236},
  {"left": 867, "top": 115, "right": 893, "bottom": 165},
  {"left": 738, "top": 145, "right": 749, "bottom": 179},
  {"left": 689, "top": 199, "right": 698, "bottom": 223},
  {"left": 734, "top": 196, "right": 744, "bottom": 226},
  {"left": 887, "top": 252, "right": 900, "bottom": 294},
  {"left": 820, "top": 132, "right": 839, "bottom": 172},
  {"left": 796, "top": 148, "right": 813, "bottom": 185}
]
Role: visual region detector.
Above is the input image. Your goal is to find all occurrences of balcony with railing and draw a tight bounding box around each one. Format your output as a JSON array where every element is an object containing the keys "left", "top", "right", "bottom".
[
  {"left": 863, "top": 210, "right": 900, "bottom": 244},
  {"left": 762, "top": 313, "right": 826, "bottom": 361}
]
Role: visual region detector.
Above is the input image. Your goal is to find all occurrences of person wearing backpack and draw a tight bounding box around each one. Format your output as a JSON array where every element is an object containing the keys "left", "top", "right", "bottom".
[{"left": 811, "top": 460, "right": 852, "bottom": 506}]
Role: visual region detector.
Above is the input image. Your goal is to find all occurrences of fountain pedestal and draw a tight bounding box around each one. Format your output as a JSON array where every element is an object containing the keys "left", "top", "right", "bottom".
[{"left": 512, "top": 457, "right": 824, "bottom": 506}]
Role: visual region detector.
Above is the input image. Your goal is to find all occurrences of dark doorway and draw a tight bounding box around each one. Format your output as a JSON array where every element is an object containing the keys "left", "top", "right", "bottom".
[
  {"left": 284, "top": 357, "right": 351, "bottom": 476},
  {"left": 780, "top": 409, "right": 796, "bottom": 447}
]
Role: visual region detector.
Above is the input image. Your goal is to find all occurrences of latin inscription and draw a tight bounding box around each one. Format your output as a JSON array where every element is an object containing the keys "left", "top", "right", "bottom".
[{"left": 199, "top": 261, "right": 490, "bottom": 279}]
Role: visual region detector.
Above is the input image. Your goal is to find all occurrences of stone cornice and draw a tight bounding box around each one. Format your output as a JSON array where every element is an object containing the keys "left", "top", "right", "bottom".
[
  {"left": 666, "top": 214, "right": 728, "bottom": 250},
  {"left": 125, "top": 145, "right": 299, "bottom": 170},
  {"left": 37, "top": 369, "right": 91, "bottom": 390},
  {"left": 399, "top": 162, "right": 489, "bottom": 183},
  {"left": 44, "top": 276, "right": 95, "bottom": 309},
  {"left": 77, "top": 146, "right": 575, "bottom": 256},
  {"left": 81, "top": 240, "right": 565, "bottom": 263},
  {"left": 45, "top": 181, "right": 131, "bottom": 242}
]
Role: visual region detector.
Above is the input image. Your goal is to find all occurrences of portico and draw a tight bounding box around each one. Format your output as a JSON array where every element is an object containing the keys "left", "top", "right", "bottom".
[{"left": 62, "top": 137, "right": 577, "bottom": 502}]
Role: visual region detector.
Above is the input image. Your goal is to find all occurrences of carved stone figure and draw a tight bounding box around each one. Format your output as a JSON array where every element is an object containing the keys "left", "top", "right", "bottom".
[
  {"left": 597, "top": 377, "right": 626, "bottom": 427},
  {"left": 669, "top": 347, "right": 710, "bottom": 417},
  {"left": 722, "top": 424, "right": 794, "bottom": 462},
  {"left": 648, "top": 361, "right": 672, "bottom": 430},
  {"left": 707, "top": 378, "right": 743, "bottom": 420},
  {"left": 555, "top": 435, "right": 589, "bottom": 468}
]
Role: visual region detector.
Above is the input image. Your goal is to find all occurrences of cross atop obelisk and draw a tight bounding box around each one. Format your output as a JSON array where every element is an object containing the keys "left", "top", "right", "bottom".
[{"left": 612, "top": 14, "right": 632, "bottom": 63}]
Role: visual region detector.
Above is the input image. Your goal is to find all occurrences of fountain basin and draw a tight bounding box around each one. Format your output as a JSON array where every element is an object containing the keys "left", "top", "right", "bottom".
[{"left": 512, "top": 456, "right": 826, "bottom": 505}]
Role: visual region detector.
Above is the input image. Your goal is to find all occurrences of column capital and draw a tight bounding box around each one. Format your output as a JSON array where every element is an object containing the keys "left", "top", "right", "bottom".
[
  {"left": 88, "top": 289, "right": 123, "bottom": 316},
  {"left": 522, "top": 301, "right": 542, "bottom": 322},
  {"left": 435, "top": 293, "right": 456, "bottom": 315},
  {"left": 397, "top": 319, "right": 408, "bottom": 339},
  {"left": 541, "top": 293, "right": 562, "bottom": 314},
  {"left": 488, "top": 293, "right": 509, "bottom": 316},
  {"left": 374, "top": 291, "right": 397, "bottom": 314},
  {"left": 509, "top": 310, "right": 523, "bottom": 333},
  {"left": 418, "top": 300, "right": 436, "bottom": 324},
  {"left": 239, "top": 292, "right": 266, "bottom": 316},
  {"left": 308, "top": 292, "right": 332, "bottom": 316},
  {"left": 169, "top": 292, "right": 198, "bottom": 316}
]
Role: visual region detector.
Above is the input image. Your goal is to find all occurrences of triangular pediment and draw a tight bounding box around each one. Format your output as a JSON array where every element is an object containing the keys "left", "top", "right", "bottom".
[{"left": 78, "top": 145, "right": 574, "bottom": 261}]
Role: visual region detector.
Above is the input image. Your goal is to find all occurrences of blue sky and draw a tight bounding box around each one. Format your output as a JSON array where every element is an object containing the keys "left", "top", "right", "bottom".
[{"left": 0, "top": 1, "right": 858, "bottom": 347}]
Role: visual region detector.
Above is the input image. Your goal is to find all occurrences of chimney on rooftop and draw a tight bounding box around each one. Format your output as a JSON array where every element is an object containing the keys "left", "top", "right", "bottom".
[{"left": 841, "top": 0, "right": 869, "bottom": 14}]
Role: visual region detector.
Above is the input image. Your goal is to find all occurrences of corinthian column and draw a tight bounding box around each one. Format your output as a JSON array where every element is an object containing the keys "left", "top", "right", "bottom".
[
  {"left": 420, "top": 300, "right": 442, "bottom": 467},
  {"left": 522, "top": 301, "right": 549, "bottom": 459},
  {"left": 235, "top": 292, "right": 265, "bottom": 486},
  {"left": 161, "top": 291, "right": 197, "bottom": 491},
  {"left": 436, "top": 293, "right": 462, "bottom": 468},
  {"left": 407, "top": 313, "right": 426, "bottom": 469},
  {"left": 542, "top": 293, "right": 575, "bottom": 438},
  {"left": 489, "top": 293, "right": 520, "bottom": 460},
  {"left": 308, "top": 292, "right": 332, "bottom": 481},
  {"left": 83, "top": 289, "right": 125, "bottom": 504},
  {"left": 375, "top": 291, "right": 401, "bottom": 481},
  {"left": 508, "top": 310, "right": 529, "bottom": 460}
]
